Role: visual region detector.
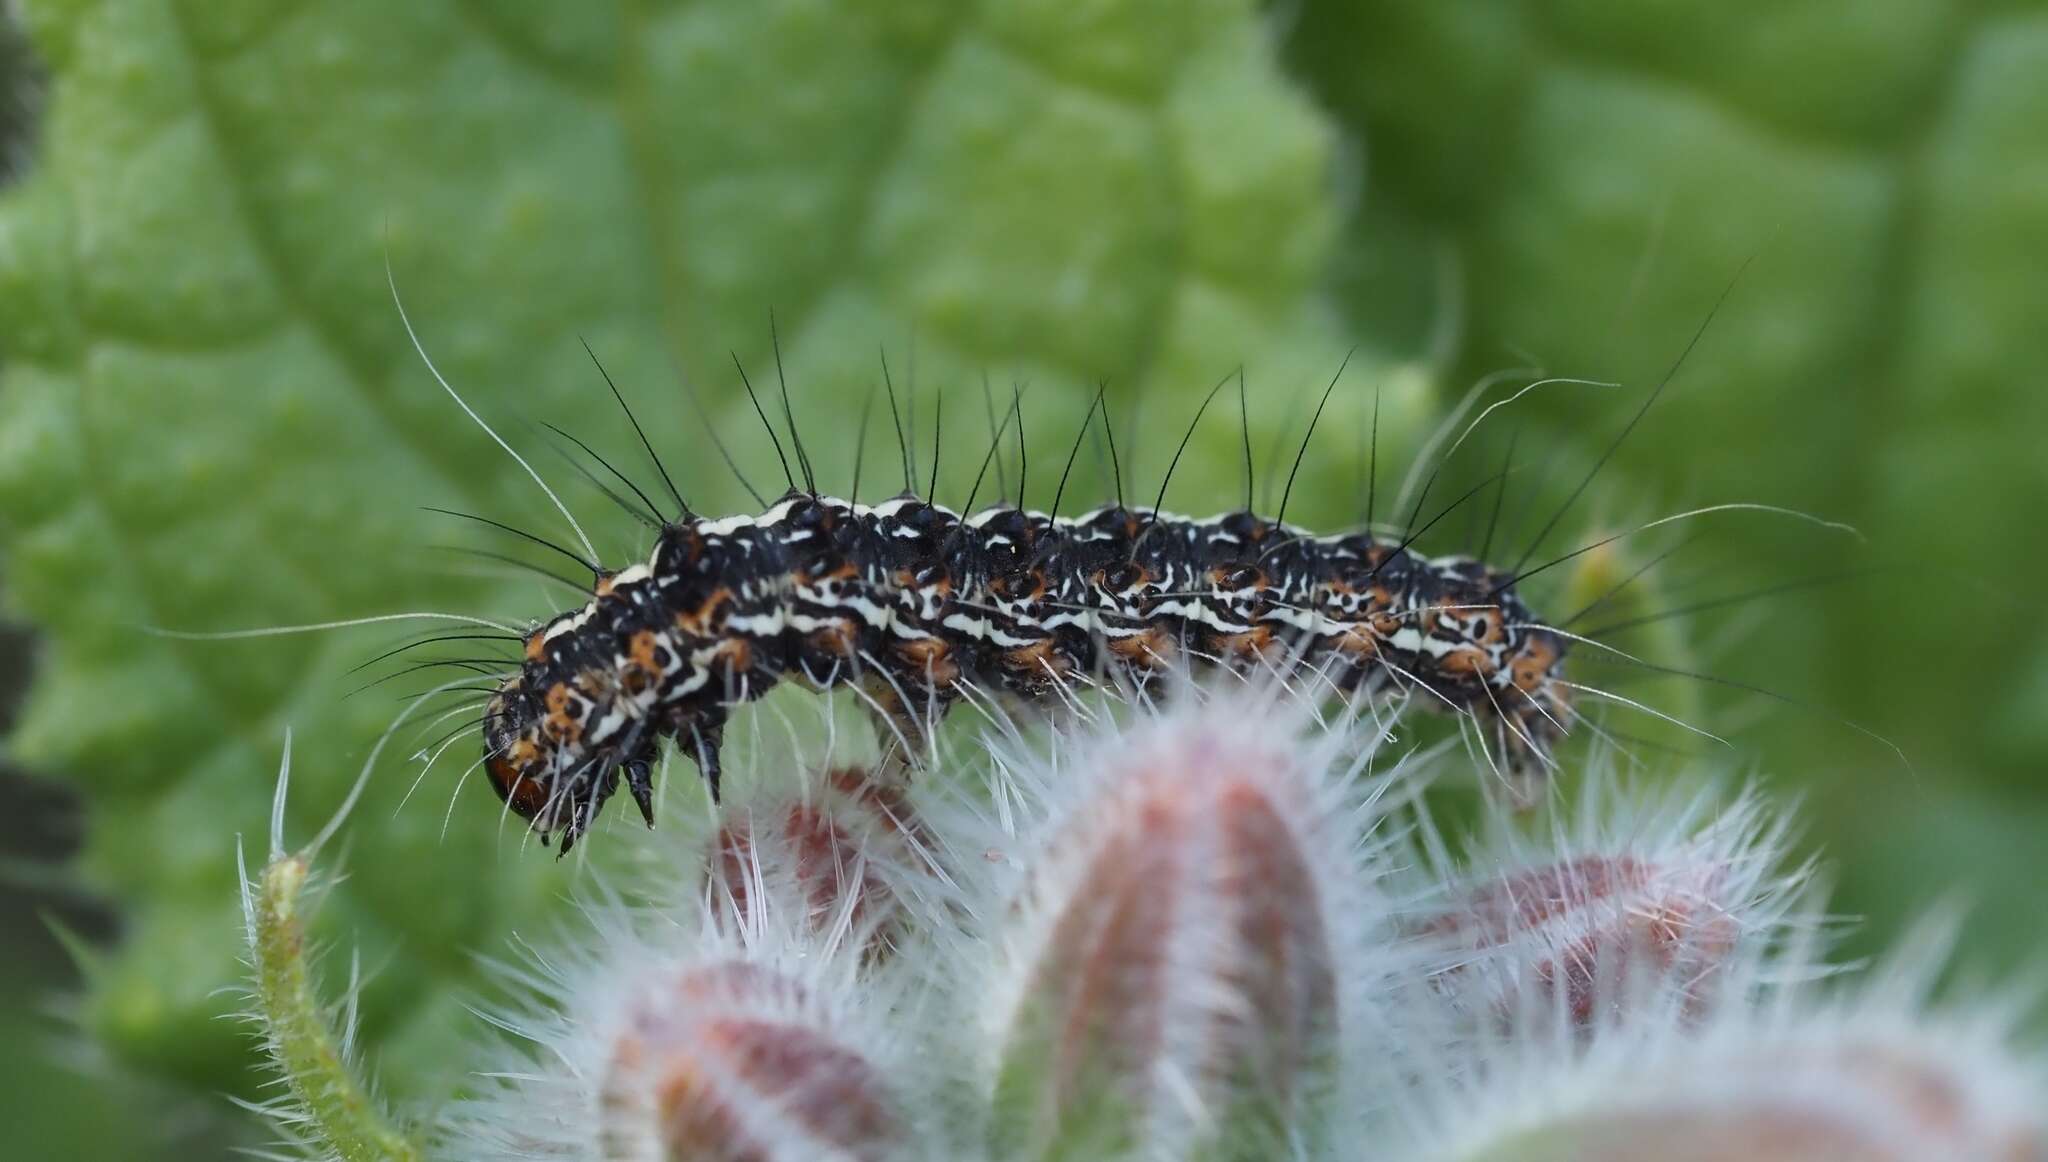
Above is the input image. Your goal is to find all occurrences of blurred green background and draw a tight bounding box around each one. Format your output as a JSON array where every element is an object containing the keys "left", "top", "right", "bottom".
[{"left": 0, "top": 0, "right": 2042, "bottom": 1155}]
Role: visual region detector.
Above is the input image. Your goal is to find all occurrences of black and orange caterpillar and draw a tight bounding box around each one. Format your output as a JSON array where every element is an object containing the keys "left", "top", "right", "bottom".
[{"left": 482, "top": 490, "right": 1572, "bottom": 849}]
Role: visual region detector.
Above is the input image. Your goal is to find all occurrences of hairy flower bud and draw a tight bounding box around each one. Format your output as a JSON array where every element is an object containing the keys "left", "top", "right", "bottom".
[
  {"left": 968, "top": 685, "right": 1392, "bottom": 1160},
  {"left": 596, "top": 960, "right": 906, "bottom": 1161},
  {"left": 1420, "top": 1022, "right": 2048, "bottom": 1162},
  {"left": 709, "top": 764, "right": 930, "bottom": 957},
  {"left": 1395, "top": 920, "right": 2046, "bottom": 1162},
  {"left": 1412, "top": 779, "right": 1807, "bottom": 1027},
  {"left": 443, "top": 877, "right": 915, "bottom": 1161}
]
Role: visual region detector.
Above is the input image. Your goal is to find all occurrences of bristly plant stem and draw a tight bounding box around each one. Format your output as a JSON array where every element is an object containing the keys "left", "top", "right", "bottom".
[{"left": 251, "top": 852, "right": 424, "bottom": 1162}]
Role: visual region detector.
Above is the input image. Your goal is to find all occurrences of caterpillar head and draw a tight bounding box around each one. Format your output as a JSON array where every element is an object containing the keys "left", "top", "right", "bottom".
[{"left": 482, "top": 672, "right": 633, "bottom": 850}]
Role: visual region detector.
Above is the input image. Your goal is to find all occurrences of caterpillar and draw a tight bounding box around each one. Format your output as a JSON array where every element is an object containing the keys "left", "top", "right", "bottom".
[
  {"left": 355, "top": 276, "right": 1875, "bottom": 853},
  {"left": 484, "top": 492, "right": 1571, "bottom": 850},
  {"left": 477, "top": 380, "right": 1575, "bottom": 850},
  {"left": 138, "top": 271, "right": 1893, "bottom": 859}
]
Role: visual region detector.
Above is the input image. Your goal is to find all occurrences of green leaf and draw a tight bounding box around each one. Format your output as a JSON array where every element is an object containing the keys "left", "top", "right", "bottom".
[
  {"left": 19, "top": 1, "right": 2044, "bottom": 1142},
  {"left": 0, "top": 0, "right": 1414, "bottom": 1110},
  {"left": 1285, "top": 0, "right": 2048, "bottom": 980}
]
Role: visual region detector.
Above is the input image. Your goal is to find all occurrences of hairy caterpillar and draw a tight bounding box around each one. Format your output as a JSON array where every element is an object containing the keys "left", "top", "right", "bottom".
[
  {"left": 483, "top": 490, "right": 1573, "bottom": 848},
  {"left": 456, "top": 324, "right": 1587, "bottom": 854},
  {"left": 139, "top": 264, "right": 1901, "bottom": 858},
  {"left": 285, "top": 268, "right": 1880, "bottom": 855}
]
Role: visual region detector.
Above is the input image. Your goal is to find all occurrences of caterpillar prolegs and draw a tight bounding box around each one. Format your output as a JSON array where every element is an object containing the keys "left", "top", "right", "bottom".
[{"left": 482, "top": 491, "right": 1571, "bottom": 850}]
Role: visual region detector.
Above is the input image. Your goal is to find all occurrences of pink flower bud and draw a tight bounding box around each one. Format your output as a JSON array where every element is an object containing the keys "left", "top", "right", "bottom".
[
  {"left": 1423, "top": 1029, "right": 2048, "bottom": 1162},
  {"left": 1394, "top": 918, "right": 2047, "bottom": 1162},
  {"left": 1425, "top": 852, "right": 1741, "bottom": 1024},
  {"left": 598, "top": 961, "right": 905, "bottom": 1161},
  {"left": 1413, "top": 782, "right": 1805, "bottom": 1027},
  {"left": 445, "top": 863, "right": 915, "bottom": 1160},
  {"left": 709, "top": 764, "right": 930, "bottom": 957},
  {"left": 976, "top": 689, "right": 1385, "bottom": 1158}
]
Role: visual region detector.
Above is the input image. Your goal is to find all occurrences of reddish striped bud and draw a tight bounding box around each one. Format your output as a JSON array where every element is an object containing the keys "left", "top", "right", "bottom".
[
  {"left": 709, "top": 764, "right": 929, "bottom": 957},
  {"left": 973, "top": 687, "right": 1388, "bottom": 1159},
  {"left": 597, "top": 961, "right": 906, "bottom": 1161}
]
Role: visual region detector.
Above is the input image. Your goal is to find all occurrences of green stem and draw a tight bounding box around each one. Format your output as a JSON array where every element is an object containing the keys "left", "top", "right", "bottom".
[{"left": 252, "top": 854, "right": 424, "bottom": 1162}]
